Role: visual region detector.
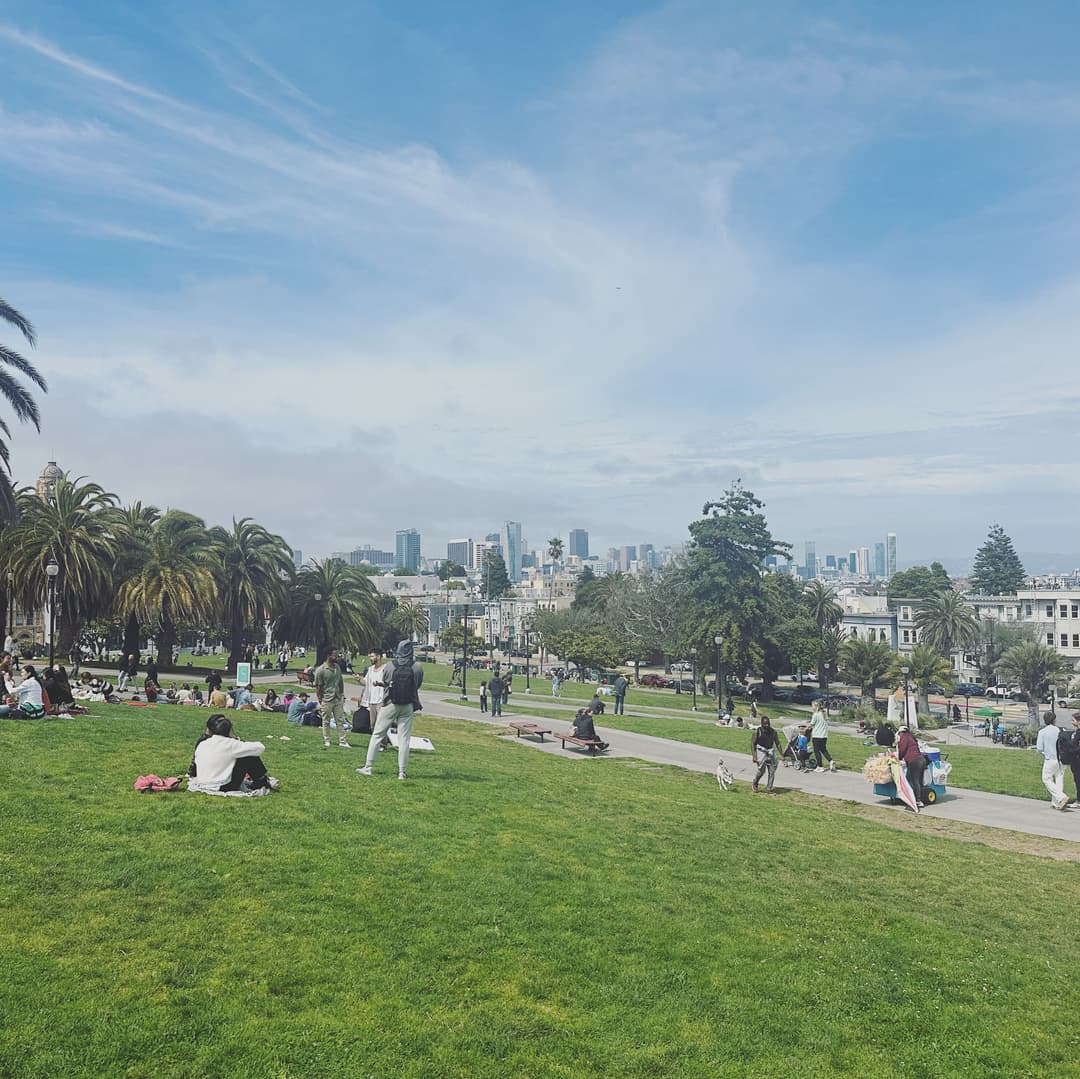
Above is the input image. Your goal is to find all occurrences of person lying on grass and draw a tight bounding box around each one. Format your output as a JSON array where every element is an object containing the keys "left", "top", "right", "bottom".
[{"left": 188, "top": 714, "right": 278, "bottom": 794}]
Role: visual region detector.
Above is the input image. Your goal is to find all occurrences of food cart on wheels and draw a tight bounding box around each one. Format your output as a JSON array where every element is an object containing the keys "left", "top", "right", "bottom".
[{"left": 866, "top": 749, "right": 951, "bottom": 806}]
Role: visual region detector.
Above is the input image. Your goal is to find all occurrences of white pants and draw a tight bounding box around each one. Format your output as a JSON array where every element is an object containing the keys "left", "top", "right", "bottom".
[
  {"left": 365, "top": 702, "right": 414, "bottom": 775},
  {"left": 1042, "top": 758, "right": 1067, "bottom": 807}
]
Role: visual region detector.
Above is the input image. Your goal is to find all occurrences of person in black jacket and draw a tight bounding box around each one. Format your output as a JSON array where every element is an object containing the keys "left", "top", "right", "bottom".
[
  {"left": 751, "top": 717, "right": 781, "bottom": 794},
  {"left": 488, "top": 673, "right": 505, "bottom": 716},
  {"left": 875, "top": 720, "right": 896, "bottom": 748},
  {"left": 572, "top": 708, "right": 609, "bottom": 750},
  {"left": 1069, "top": 713, "right": 1080, "bottom": 802}
]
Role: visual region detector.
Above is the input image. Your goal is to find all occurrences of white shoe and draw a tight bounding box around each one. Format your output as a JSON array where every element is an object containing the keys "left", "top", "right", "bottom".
[
  {"left": 814, "top": 766, "right": 825, "bottom": 773},
  {"left": 398, "top": 772, "right": 407, "bottom": 780},
  {"left": 339, "top": 741, "right": 352, "bottom": 749},
  {"left": 267, "top": 777, "right": 281, "bottom": 791},
  {"left": 323, "top": 740, "right": 331, "bottom": 748},
  {"left": 829, "top": 761, "right": 837, "bottom": 772},
  {"left": 356, "top": 766, "right": 372, "bottom": 776}
]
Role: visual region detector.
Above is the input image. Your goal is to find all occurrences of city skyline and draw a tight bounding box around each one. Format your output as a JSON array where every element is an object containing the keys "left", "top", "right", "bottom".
[{"left": 5, "top": 5, "right": 1080, "bottom": 566}]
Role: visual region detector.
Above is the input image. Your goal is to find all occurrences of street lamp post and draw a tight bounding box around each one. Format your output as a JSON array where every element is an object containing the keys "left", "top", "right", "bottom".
[
  {"left": 460, "top": 605, "right": 469, "bottom": 701},
  {"left": 524, "top": 626, "right": 531, "bottom": 693},
  {"left": 46, "top": 560, "right": 59, "bottom": 671},
  {"left": 690, "top": 646, "right": 698, "bottom": 712},
  {"left": 714, "top": 633, "right": 724, "bottom": 720},
  {"left": 901, "top": 664, "right": 910, "bottom": 727},
  {"left": 314, "top": 593, "right": 325, "bottom": 664},
  {"left": 6, "top": 569, "right": 13, "bottom": 646}
]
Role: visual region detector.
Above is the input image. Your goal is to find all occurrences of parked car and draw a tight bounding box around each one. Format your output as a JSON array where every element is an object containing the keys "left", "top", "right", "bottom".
[
  {"left": 639, "top": 673, "right": 668, "bottom": 688},
  {"left": 417, "top": 644, "right": 436, "bottom": 652},
  {"left": 954, "top": 683, "right": 985, "bottom": 697},
  {"left": 985, "top": 686, "right": 1012, "bottom": 700},
  {"left": 746, "top": 682, "right": 775, "bottom": 701},
  {"left": 673, "top": 679, "right": 696, "bottom": 692},
  {"left": 772, "top": 687, "right": 795, "bottom": 702},
  {"left": 670, "top": 661, "right": 692, "bottom": 672},
  {"left": 791, "top": 685, "right": 826, "bottom": 704}
]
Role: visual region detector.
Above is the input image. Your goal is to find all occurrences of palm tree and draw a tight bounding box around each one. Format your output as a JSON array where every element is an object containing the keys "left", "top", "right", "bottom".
[
  {"left": 998, "top": 641, "right": 1074, "bottom": 724},
  {"left": 116, "top": 511, "right": 219, "bottom": 666},
  {"left": 389, "top": 600, "right": 429, "bottom": 644},
  {"left": 803, "top": 581, "right": 842, "bottom": 630},
  {"left": 0, "top": 297, "right": 49, "bottom": 524},
  {"left": 273, "top": 559, "right": 380, "bottom": 664},
  {"left": 113, "top": 502, "right": 161, "bottom": 658},
  {"left": 547, "top": 536, "right": 563, "bottom": 609},
  {"left": 840, "top": 637, "right": 894, "bottom": 707},
  {"left": 818, "top": 626, "right": 845, "bottom": 692},
  {"left": 914, "top": 591, "right": 977, "bottom": 667},
  {"left": 892, "top": 644, "right": 953, "bottom": 719},
  {"left": 207, "top": 517, "right": 294, "bottom": 671},
  {"left": 4, "top": 475, "right": 121, "bottom": 655}
]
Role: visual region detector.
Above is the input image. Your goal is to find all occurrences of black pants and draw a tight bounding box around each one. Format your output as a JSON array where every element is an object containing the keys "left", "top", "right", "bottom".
[
  {"left": 906, "top": 755, "right": 928, "bottom": 805},
  {"left": 219, "top": 755, "right": 269, "bottom": 792},
  {"left": 812, "top": 737, "right": 832, "bottom": 767},
  {"left": 480, "top": 695, "right": 488, "bottom": 713}
]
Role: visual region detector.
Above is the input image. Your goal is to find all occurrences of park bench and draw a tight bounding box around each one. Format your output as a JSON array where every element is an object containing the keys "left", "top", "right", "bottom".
[
  {"left": 557, "top": 731, "right": 608, "bottom": 754},
  {"left": 509, "top": 721, "right": 552, "bottom": 743}
]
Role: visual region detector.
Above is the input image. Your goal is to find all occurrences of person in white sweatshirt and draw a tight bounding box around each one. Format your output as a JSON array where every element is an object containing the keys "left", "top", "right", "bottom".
[{"left": 189, "top": 715, "right": 277, "bottom": 793}]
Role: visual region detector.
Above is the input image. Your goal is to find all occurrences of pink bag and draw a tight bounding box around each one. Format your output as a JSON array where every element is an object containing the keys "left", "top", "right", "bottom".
[{"left": 133, "top": 774, "right": 182, "bottom": 792}]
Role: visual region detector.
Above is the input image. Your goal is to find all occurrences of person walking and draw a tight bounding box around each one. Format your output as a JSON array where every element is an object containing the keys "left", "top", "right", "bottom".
[
  {"left": 488, "top": 672, "right": 505, "bottom": 717},
  {"left": 613, "top": 673, "right": 629, "bottom": 716},
  {"left": 479, "top": 680, "right": 488, "bottom": 714},
  {"left": 751, "top": 716, "right": 781, "bottom": 794},
  {"left": 808, "top": 699, "right": 835, "bottom": 772},
  {"left": 278, "top": 648, "right": 289, "bottom": 678},
  {"left": 357, "top": 640, "right": 424, "bottom": 780},
  {"left": 1036, "top": 712, "right": 1069, "bottom": 811},
  {"left": 896, "top": 724, "right": 929, "bottom": 808},
  {"left": 315, "top": 648, "right": 350, "bottom": 749},
  {"left": 551, "top": 672, "right": 561, "bottom": 697}
]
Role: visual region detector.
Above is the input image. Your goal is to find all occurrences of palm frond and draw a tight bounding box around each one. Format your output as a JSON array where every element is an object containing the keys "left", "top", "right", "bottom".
[
  {"left": 0, "top": 368, "right": 42, "bottom": 429},
  {"left": 0, "top": 298, "right": 36, "bottom": 347},
  {"left": 0, "top": 344, "right": 47, "bottom": 392}
]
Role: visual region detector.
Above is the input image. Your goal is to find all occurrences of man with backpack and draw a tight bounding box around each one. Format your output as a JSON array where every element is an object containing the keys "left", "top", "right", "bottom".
[
  {"left": 357, "top": 640, "right": 424, "bottom": 780},
  {"left": 1036, "top": 712, "right": 1069, "bottom": 811},
  {"left": 1067, "top": 713, "right": 1080, "bottom": 806},
  {"left": 315, "top": 648, "right": 350, "bottom": 749}
]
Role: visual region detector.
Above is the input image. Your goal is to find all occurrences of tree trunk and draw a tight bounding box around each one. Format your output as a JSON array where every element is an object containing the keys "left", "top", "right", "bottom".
[
  {"left": 817, "top": 660, "right": 827, "bottom": 690},
  {"left": 58, "top": 605, "right": 78, "bottom": 660},
  {"left": 228, "top": 608, "right": 243, "bottom": 674},
  {"left": 157, "top": 610, "right": 177, "bottom": 669},
  {"left": 862, "top": 683, "right": 874, "bottom": 708},
  {"left": 123, "top": 611, "right": 140, "bottom": 659},
  {"left": 919, "top": 689, "right": 930, "bottom": 719}
]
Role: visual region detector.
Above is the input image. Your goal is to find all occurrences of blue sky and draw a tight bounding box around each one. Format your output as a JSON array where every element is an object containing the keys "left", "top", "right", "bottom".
[{"left": 3, "top": 1, "right": 1080, "bottom": 569}]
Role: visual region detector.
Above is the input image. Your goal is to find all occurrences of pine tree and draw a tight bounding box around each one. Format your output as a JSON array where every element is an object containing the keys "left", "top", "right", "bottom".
[{"left": 971, "top": 524, "right": 1026, "bottom": 595}]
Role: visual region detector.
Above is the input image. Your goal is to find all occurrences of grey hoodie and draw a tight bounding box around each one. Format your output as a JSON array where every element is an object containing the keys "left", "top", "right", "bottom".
[{"left": 384, "top": 639, "right": 424, "bottom": 709}]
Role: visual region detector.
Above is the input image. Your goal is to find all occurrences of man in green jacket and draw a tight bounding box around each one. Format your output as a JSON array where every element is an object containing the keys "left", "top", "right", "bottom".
[{"left": 315, "top": 648, "right": 350, "bottom": 749}]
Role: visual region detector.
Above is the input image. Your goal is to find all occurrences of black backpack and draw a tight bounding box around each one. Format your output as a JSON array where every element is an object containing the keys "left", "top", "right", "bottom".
[
  {"left": 1057, "top": 731, "right": 1076, "bottom": 766},
  {"left": 351, "top": 706, "right": 372, "bottom": 734},
  {"left": 388, "top": 664, "right": 416, "bottom": 705}
]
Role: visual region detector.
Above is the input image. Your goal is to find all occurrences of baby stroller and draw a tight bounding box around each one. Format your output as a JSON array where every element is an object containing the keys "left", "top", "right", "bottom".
[{"left": 782, "top": 726, "right": 813, "bottom": 771}]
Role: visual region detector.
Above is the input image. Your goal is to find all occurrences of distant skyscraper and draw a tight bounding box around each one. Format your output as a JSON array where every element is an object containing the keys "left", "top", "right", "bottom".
[
  {"left": 848, "top": 550, "right": 858, "bottom": 575},
  {"left": 447, "top": 539, "right": 474, "bottom": 568},
  {"left": 485, "top": 532, "right": 500, "bottom": 543},
  {"left": 804, "top": 541, "right": 816, "bottom": 580},
  {"left": 569, "top": 529, "right": 589, "bottom": 559},
  {"left": 886, "top": 533, "right": 897, "bottom": 577},
  {"left": 619, "top": 545, "right": 637, "bottom": 572},
  {"left": 292, "top": 548, "right": 303, "bottom": 568},
  {"left": 395, "top": 529, "right": 421, "bottom": 572},
  {"left": 474, "top": 540, "right": 500, "bottom": 570},
  {"left": 502, "top": 521, "right": 523, "bottom": 583},
  {"left": 825, "top": 554, "right": 836, "bottom": 569},
  {"left": 857, "top": 546, "right": 870, "bottom": 575},
  {"left": 352, "top": 545, "right": 394, "bottom": 569},
  {"left": 874, "top": 542, "right": 886, "bottom": 578},
  {"left": 638, "top": 543, "right": 655, "bottom": 571}
]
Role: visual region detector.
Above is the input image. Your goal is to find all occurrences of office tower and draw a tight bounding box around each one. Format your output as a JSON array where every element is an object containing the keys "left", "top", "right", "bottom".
[
  {"left": 473, "top": 540, "right": 497, "bottom": 570},
  {"left": 886, "top": 533, "right": 897, "bottom": 577},
  {"left": 485, "top": 532, "right": 500, "bottom": 543},
  {"left": 502, "top": 522, "right": 522, "bottom": 583},
  {"left": 395, "top": 529, "right": 421, "bottom": 572},
  {"left": 292, "top": 548, "right": 303, "bottom": 568},
  {"left": 447, "top": 539, "right": 474, "bottom": 568},
  {"left": 804, "top": 541, "right": 816, "bottom": 581},
  {"left": 569, "top": 529, "right": 589, "bottom": 559},
  {"left": 857, "top": 547, "right": 870, "bottom": 575},
  {"left": 848, "top": 550, "right": 858, "bottom": 575},
  {"left": 638, "top": 543, "right": 655, "bottom": 571},
  {"left": 825, "top": 554, "right": 836, "bottom": 569},
  {"left": 352, "top": 545, "right": 395, "bottom": 569},
  {"left": 619, "top": 546, "right": 637, "bottom": 572},
  {"left": 874, "top": 542, "right": 886, "bottom": 579}
]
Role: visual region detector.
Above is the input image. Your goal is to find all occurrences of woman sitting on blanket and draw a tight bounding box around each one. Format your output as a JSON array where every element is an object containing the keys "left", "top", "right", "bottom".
[{"left": 188, "top": 714, "right": 278, "bottom": 794}]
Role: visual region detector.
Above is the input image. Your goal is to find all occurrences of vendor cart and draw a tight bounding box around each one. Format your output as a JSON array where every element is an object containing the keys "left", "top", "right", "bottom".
[{"left": 873, "top": 750, "right": 950, "bottom": 805}]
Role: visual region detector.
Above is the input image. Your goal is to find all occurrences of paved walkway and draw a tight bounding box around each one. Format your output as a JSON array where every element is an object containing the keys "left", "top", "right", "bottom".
[{"left": 423, "top": 696, "right": 1080, "bottom": 844}]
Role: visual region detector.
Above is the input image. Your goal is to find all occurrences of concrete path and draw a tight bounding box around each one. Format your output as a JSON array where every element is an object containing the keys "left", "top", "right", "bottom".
[{"left": 423, "top": 696, "right": 1080, "bottom": 844}]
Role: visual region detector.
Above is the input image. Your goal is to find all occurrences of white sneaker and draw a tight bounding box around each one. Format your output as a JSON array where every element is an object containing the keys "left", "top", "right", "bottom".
[
  {"left": 339, "top": 741, "right": 352, "bottom": 749},
  {"left": 323, "top": 740, "right": 331, "bottom": 748},
  {"left": 267, "top": 777, "right": 281, "bottom": 791},
  {"left": 814, "top": 766, "right": 825, "bottom": 773},
  {"left": 829, "top": 761, "right": 837, "bottom": 772},
  {"left": 356, "top": 766, "right": 372, "bottom": 776},
  {"left": 398, "top": 772, "right": 407, "bottom": 780}
]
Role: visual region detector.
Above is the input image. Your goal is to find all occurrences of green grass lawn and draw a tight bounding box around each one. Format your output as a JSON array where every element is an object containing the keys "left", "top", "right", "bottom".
[
  {"left": 2, "top": 705, "right": 1080, "bottom": 1077},
  {"left": 447, "top": 698, "right": 1077, "bottom": 805}
]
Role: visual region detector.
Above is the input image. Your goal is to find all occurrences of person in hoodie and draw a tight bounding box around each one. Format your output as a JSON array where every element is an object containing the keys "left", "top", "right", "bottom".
[{"left": 356, "top": 640, "right": 424, "bottom": 780}]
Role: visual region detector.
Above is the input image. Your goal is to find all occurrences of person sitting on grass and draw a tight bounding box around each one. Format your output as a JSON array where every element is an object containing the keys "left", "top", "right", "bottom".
[
  {"left": 191, "top": 686, "right": 204, "bottom": 706},
  {"left": 875, "top": 720, "right": 896, "bottom": 747},
  {"left": 286, "top": 691, "right": 309, "bottom": 724},
  {"left": 9, "top": 665, "right": 45, "bottom": 718},
  {"left": 188, "top": 714, "right": 278, "bottom": 794},
  {"left": 571, "top": 707, "right": 609, "bottom": 750},
  {"left": 588, "top": 692, "right": 606, "bottom": 716},
  {"left": 144, "top": 679, "right": 160, "bottom": 703}
]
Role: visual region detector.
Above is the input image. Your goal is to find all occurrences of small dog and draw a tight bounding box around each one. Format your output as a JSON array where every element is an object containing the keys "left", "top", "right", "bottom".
[{"left": 715, "top": 758, "right": 734, "bottom": 790}]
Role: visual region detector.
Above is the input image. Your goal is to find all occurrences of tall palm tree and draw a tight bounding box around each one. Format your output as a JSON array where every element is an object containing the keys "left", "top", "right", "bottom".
[
  {"left": 892, "top": 644, "right": 953, "bottom": 719},
  {"left": 818, "top": 626, "right": 845, "bottom": 691},
  {"left": 116, "top": 511, "right": 219, "bottom": 666},
  {"left": 914, "top": 591, "right": 977, "bottom": 666},
  {"left": 273, "top": 559, "right": 380, "bottom": 664},
  {"left": 207, "top": 517, "right": 294, "bottom": 671},
  {"left": 114, "top": 502, "right": 161, "bottom": 658},
  {"left": 389, "top": 600, "right": 429, "bottom": 644},
  {"left": 4, "top": 475, "right": 121, "bottom": 655},
  {"left": 840, "top": 637, "right": 894, "bottom": 708},
  {"left": 998, "top": 641, "right": 1074, "bottom": 724},
  {"left": 0, "top": 297, "right": 49, "bottom": 524},
  {"left": 547, "top": 536, "right": 563, "bottom": 610},
  {"left": 803, "top": 580, "right": 842, "bottom": 630}
]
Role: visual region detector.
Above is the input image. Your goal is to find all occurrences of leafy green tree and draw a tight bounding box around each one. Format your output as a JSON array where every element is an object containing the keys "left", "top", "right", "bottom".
[
  {"left": 998, "top": 641, "right": 1074, "bottom": 724},
  {"left": 482, "top": 551, "right": 511, "bottom": 599},
  {"left": 818, "top": 627, "right": 845, "bottom": 690},
  {"left": 533, "top": 609, "right": 621, "bottom": 678},
  {"left": 116, "top": 511, "right": 219, "bottom": 666},
  {"left": 971, "top": 524, "right": 1026, "bottom": 595},
  {"left": 914, "top": 591, "right": 977, "bottom": 661},
  {"left": 776, "top": 613, "right": 822, "bottom": 684},
  {"left": 974, "top": 619, "right": 1035, "bottom": 686},
  {"left": 4, "top": 475, "right": 120, "bottom": 655},
  {"left": 207, "top": 517, "right": 294, "bottom": 671},
  {"left": 886, "top": 563, "right": 952, "bottom": 608},
  {"left": 273, "top": 559, "right": 380, "bottom": 664},
  {"left": 892, "top": 644, "right": 953, "bottom": 718},
  {"left": 840, "top": 638, "right": 894, "bottom": 707},
  {"left": 392, "top": 567, "right": 414, "bottom": 576},
  {"left": 437, "top": 560, "right": 467, "bottom": 581},
  {"left": 676, "top": 481, "right": 792, "bottom": 683},
  {"left": 0, "top": 297, "right": 49, "bottom": 524},
  {"left": 609, "top": 570, "right": 687, "bottom": 680}
]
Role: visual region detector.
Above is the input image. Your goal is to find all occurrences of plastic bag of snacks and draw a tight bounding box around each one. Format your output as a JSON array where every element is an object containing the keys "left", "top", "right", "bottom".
[{"left": 862, "top": 755, "right": 893, "bottom": 784}]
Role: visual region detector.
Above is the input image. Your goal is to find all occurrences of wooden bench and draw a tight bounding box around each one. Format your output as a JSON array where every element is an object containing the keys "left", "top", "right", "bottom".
[
  {"left": 557, "top": 731, "right": 608, "bottom": 754},
  {"left": 509, "top": 721, "right": 552, "bottom": 742}
]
